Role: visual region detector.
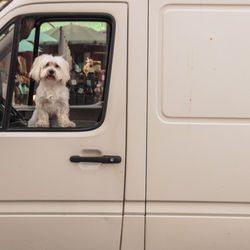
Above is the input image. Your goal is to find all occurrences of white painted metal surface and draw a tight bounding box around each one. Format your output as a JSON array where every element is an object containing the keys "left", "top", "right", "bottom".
[
  {"left": 148, "top": 0, "right": 250, "bottom": 201},
  {"left": 147, "top": 0, "right": 250, "bottom": 249},
  {"left": 0, "top": 2, "right": 127, "bottom": 200},
  {"left": 147, "top": 215, "right": 250, "bottom": 250},
  {"left": 125, "top": 0, "right": 147, "bottom": 202},
  {"left": 0, "top": 1, "right": 127, "bottom": 249},
  {"left": 147, "top": 201, "right": 250, "bottom": 249},
  {"left": 121, "top": 215, "right": 145, "bottom": 250},
  {"left": 162, "top": 5, "right": 250, "bottom": 118},
  {"left": 0, "top": 216, "right": 122, "bottom": 250},
  {"left": 5, "top": 0, "right": 250, "bottom": 248}
]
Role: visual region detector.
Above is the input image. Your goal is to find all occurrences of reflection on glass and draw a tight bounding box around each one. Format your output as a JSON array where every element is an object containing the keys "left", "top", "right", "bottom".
[{"left": 0, "top": 23, "right": 15, "bottom": 127}]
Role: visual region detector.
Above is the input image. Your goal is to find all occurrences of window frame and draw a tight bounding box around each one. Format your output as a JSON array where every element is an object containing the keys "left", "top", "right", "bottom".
[
  {"left": 1, "top": 16, "right": 20, "bottom": 130},
  {"left": 1, "top": 13, "right": 115, "bottom": 132}
]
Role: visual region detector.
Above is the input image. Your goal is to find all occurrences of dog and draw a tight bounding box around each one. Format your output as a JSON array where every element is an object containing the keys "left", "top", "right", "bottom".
[
  {"left": 28, "top": 54, "right": 75, "bottom": 128},
  {"left": 83, "top": 57, "right": 94, "bottom": 76}
]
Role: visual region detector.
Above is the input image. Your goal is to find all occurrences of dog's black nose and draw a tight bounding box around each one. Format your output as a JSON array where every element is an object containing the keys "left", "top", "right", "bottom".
[{"left": 49, "top": 69, "right": 55, "bottom": 75}]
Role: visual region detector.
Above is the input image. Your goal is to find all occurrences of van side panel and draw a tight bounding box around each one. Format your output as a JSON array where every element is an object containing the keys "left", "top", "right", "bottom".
[
  {"left": 146, "top": 216, "right": 250, "bottom": 250},
  {"left": 0, "top": 216, "right": 121, "bottom": 250},
  {"left": 147, "top": 1, "right": 250, "bottom": 249}
]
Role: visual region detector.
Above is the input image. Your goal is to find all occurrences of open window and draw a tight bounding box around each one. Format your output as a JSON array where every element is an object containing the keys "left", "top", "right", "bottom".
[{"left": 1, "top": 14, "right": 114, "bottom": 131}]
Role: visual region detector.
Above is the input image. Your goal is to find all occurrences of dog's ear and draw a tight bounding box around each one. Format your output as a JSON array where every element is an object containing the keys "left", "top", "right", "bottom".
[
  {"left": 59, "top": 58, "right": 70, "bottom": 83},
  {"left": 63, "top": 60, "right": 70, "bottom": 82},
  {"left": 29, "top": 55, "right": 45, "bottom": 82}
]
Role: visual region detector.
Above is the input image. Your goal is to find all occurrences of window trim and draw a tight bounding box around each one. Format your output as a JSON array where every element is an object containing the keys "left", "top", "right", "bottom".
[
  {"left": 2, "top": 13, "right": 116, "bottom": 132},
  {"left": 0, "top": 16, "right": 20, "bottom": 130}
]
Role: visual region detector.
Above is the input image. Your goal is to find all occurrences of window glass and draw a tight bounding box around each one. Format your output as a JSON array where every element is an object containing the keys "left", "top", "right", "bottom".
[
  {"left": 11, "top": 17, "right": 111, "bottom": 130},
  {"left": 0, "top": 23, "right": 15, "bottom": 127}
]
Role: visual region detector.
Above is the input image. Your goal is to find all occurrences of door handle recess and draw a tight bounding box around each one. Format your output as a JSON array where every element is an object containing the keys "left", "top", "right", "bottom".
[{"left": 70, "top": 155, "right": 122, "bottom": 164}]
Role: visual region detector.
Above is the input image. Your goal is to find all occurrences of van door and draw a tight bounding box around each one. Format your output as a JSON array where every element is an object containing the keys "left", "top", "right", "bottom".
[
  {"left": 147, "top": 0, "right": 250, "bottom": 249},
  {"left": 0, "top": 2, "right": 127, "bottom": 250}
]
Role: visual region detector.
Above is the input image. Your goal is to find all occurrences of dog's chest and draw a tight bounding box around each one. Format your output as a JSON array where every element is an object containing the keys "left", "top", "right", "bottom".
[
  {"left": 44, "top": 89, "right": 63, "bottom": 103},
  {"left": 46, "top": 90, "right": 60, "bottom": 103},
  {"left": 37, "top": 84, "right": 68, "bottom": 113}
]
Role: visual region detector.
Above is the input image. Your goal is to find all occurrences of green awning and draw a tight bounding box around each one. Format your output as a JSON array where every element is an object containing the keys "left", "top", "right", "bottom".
[
  {"left": 27, "top": 29, "right": 57, "bottom": 43},
  {"left": 19, "top": 40, "right": 42, "bottom": 52}
]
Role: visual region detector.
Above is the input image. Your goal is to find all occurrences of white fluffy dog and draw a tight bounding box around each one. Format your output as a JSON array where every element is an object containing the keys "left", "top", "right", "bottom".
[{"left": 28, "top": 54, "right": 75, "bottom": 128}]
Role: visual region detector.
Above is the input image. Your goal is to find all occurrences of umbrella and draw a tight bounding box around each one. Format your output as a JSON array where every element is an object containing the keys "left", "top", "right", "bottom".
[
  {"left": 41, "top": 22, "right": 107, "bottom": 32},
  {"left": 18, "top": 40, "right": 42, "bottom": 52},
  {"left": 45, "top": 23, "right": 106, "bottom": 44},
  {"left": 27, "top": 28, "right": 57, "bottom": 43}
]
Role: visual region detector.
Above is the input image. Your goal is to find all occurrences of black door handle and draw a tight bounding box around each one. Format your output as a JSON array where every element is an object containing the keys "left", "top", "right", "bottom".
[{"left": 70, "top": 155, "right": 122, "bottom": 164}]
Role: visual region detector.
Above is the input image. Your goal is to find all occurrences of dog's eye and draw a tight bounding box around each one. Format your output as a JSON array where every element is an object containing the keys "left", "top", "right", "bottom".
[
  {"left": 45, "top": 63, "right": 49, "bottom": 67},
  {"left": 55, "top": 64, "right": 60, "bottom": 68}
]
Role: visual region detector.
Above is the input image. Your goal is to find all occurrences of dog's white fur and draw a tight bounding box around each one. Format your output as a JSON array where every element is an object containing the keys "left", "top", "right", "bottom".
[{"left": 28, "top": 54, "right": 75, "bottom": 128}]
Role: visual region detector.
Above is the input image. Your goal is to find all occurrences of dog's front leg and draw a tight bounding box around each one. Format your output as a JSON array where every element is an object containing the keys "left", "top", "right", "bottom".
[
  {"left": 56, "top": 107, "right": 75, "bottom": 127},
  {"left": 36, "top": 109, "right": 49, "bottom": 127},
  {"left": 57, "top": 113, "right": 76, "bottom": 127}
]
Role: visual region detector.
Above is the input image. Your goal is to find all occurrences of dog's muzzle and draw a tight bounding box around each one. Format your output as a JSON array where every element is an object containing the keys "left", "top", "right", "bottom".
[
  {"left": 49, "top": 69, "right": 55, "bottom": 75},
  {"left": 46, "top": 69, "right": 56, "bottom": 80}
]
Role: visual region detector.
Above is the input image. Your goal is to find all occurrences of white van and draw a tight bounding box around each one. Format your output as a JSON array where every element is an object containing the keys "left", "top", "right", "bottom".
[{"left": 1, "top": 0, "right": 250, "bottom": 249}]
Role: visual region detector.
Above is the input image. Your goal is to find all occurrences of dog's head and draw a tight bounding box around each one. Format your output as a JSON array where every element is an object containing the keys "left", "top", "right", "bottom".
[{"left": 29, "top": 54, "right": 70, "bottom": 84}]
